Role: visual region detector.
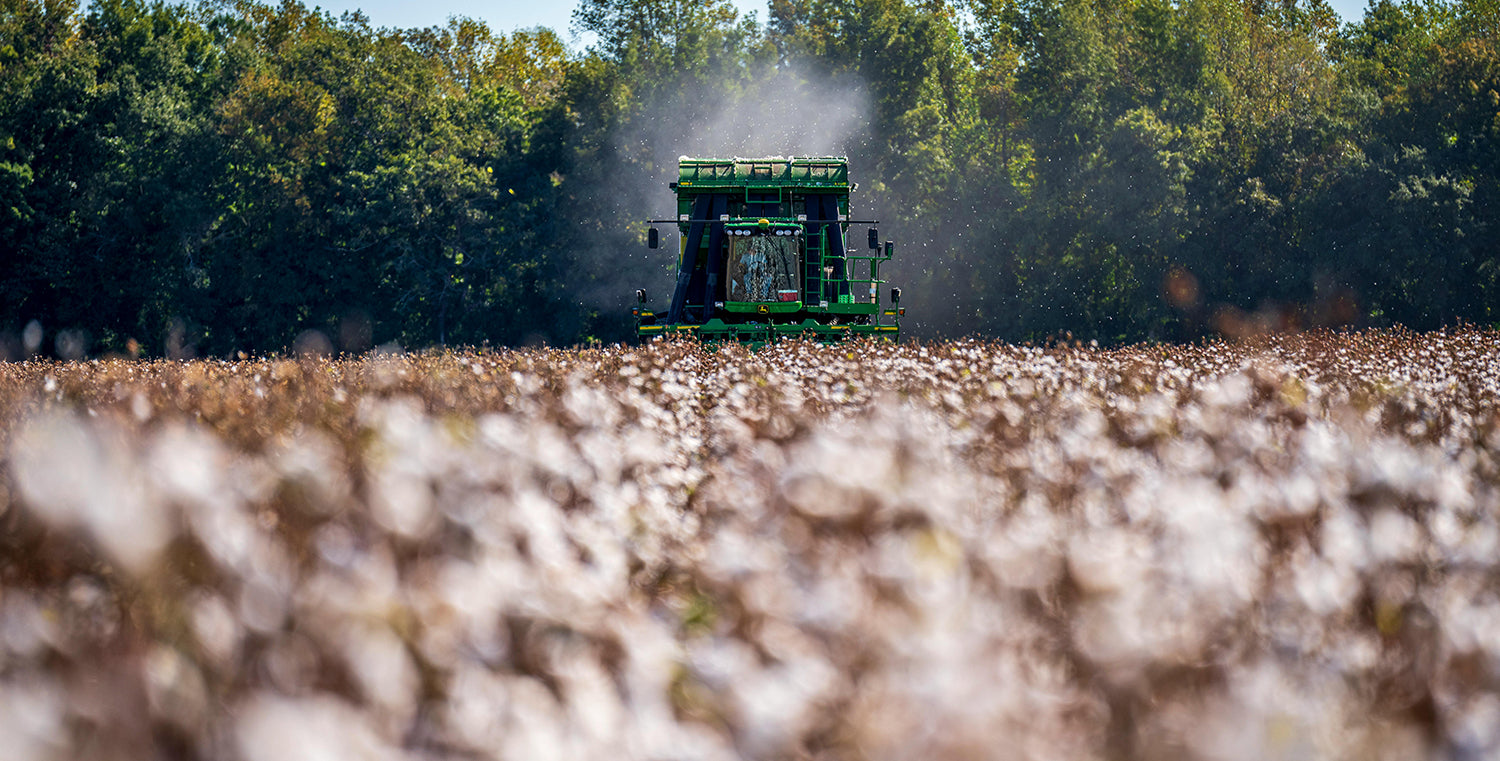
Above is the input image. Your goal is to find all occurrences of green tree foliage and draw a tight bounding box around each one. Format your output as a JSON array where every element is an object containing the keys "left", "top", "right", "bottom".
[
  {"left": 1322, "top": 0, "right": 1498, "bottom": 327},
  {"left": 0, "top": 0, "right": 1497, "bottom": 354}
]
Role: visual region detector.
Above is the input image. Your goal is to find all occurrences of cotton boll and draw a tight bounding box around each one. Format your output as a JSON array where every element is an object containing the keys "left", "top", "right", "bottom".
[
  {"left": 239, "top": 572, "right": 290, "bottom": 634},
  {"left": 0, "top": 675, "right": 67, "bottom": 761},
  {"left": 0, "top": 594, "right": 59, "bottom": 659},
  {"left": 1269, "top": 472, "right": 1321, "bottom": 518},
  {"left": 729, "top": 653, "right": 838, "bottom": 760},
  {"left": 182, "top": 486, "right": 266, "bottom": 576},
  {"left": 1290, "top": 549, "right": 1363, "bottom": 617},
  {"left": 143, "top": 645, "right": 208, "bottom": 731},
  {"left": 1369, "top": 509, "right": 1424, "bottom": 564},
  {"left": 978, "top": 501, "right": 1064, "bottom": 591},
  {"left": 339, "top": 623, "right": 420, "bottom": 730},
  {"left": 149, "top": 423, "right": 233, "bottom": 511},
  {"left": 1319, "top": 507, "right": 1371, "bottom": 574},
  {"left": 268, "top": 430, "right": 352, "bottom": 514},
  {"left": 441, "top": 666, "right": 510, "bottom": 752},
  {"left": 1448, "top": 694, "right": 1500, "bottom": 759},
  {"left": 361, "top": 397, "right": 440, "bottom": 539},
  {"left": 10, "top": 412, "right": 165, "bottom": 574},
  {"left": 554, "top": 643, "right": 628, "bottom": 752},
  {"left": 1067, "top": 530, "right": 1150, "bottom": 596},
  {"left": 366, "top": 465, "right": 436, "bottom": 539},
  {"left": 495, "top": 676, "right": 569, "bottom": 761},
  {"left": 1157, "top": 478, "right": 1261, "bottom": 614},
  {"left": 235, "top": 694, "right": 407, "bottom": 761},
  {"left": 189, "top": 591, "right": 242, "bottom": 668},
  {"left": 1142, "top": 659, "right": 1361, "bottom": 761}
]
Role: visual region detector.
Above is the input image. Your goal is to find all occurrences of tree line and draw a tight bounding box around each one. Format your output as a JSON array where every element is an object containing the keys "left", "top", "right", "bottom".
[{"left": 1, "top": 0, "right": 1496, "bottom": 355}]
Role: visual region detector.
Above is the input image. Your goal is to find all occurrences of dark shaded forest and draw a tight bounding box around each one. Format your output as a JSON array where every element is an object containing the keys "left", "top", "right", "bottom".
[{"left": 1, "top": 0, "right": 1496, "bottom": 355}]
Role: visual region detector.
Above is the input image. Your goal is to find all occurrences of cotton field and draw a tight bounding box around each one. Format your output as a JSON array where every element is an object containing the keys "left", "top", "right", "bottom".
[{"left": 2, "top": 329, "right": 1499, "bottom": 761}]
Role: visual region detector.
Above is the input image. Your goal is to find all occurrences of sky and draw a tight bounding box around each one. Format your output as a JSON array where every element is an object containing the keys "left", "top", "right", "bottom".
[
  {"left": 306, "top": 0, "right": 772, "bottom": 49},
  {"left": 301, "top": 0, "right": 1377, "bottom": 49}
]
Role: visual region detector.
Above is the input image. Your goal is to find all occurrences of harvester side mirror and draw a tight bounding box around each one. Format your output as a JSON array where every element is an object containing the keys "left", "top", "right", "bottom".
[
  {"left": 891, "top": 287, "right": 901, "bottom": 304},
  {"left": 647, "top": 227, "right": 660, "bottom": 249},
  {"left": 636, "top": 289, "right": 648, "bottom": 304},
  {"left": 868, "top": 228, "right": 879, "bottom": 249}
]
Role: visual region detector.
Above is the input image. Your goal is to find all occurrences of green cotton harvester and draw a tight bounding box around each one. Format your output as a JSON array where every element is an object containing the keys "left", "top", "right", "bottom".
[{"left": 633, "top": 156, "right": 904, "bottom": 343}]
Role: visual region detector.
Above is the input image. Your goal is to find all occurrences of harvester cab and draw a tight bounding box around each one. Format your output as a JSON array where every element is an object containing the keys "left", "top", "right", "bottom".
[{"left": 633, "top": 156, "right": 903, "bottom": 344}]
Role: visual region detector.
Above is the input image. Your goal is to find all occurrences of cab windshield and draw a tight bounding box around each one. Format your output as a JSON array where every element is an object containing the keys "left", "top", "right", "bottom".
[{"left": 726, "top": 233, "right": 800, "bottom": 303}]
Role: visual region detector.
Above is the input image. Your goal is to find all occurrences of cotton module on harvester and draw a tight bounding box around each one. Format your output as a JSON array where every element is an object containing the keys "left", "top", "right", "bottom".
[{"left": 633, "top": 156, "right": 904, "bottom": 343}]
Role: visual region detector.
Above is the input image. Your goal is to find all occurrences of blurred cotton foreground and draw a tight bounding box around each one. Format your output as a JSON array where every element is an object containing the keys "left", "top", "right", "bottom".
[{"left": 2, "top": 329, "right": 1499, "bottom": 761}]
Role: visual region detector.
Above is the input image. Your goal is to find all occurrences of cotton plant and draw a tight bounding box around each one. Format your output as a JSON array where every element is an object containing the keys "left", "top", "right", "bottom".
[{"left": 0, "top": 329, "right": 1497, "bottom": 760}]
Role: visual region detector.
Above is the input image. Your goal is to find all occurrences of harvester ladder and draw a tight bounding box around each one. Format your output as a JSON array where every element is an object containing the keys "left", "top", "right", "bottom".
[{"left": 803, "top": 230, "right": 825, "bottom": 305}]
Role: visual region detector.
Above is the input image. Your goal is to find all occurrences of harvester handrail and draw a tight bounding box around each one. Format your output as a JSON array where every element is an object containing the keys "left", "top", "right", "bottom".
[{"left": 645, "top": 218, "right": 881, "bottom": 224}]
